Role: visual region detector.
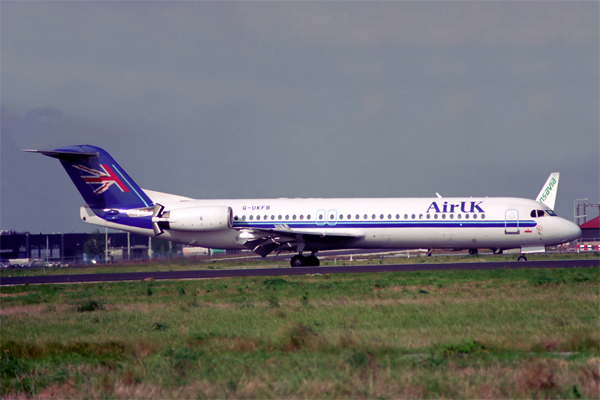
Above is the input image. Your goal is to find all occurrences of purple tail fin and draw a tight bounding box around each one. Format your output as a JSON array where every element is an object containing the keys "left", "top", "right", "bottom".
[{"left": 29, "top": 145, "right": 153, "bottom": 210}]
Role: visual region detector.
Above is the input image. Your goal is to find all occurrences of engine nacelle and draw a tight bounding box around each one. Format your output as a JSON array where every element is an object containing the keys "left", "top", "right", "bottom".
[{"left": 160, "top": 206, "right": 233, "bottom": 232}]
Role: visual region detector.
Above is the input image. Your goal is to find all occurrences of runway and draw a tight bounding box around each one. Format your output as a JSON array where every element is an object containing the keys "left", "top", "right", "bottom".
[{"left": 1, "top": 258, "right": 597, "bottom": 286}]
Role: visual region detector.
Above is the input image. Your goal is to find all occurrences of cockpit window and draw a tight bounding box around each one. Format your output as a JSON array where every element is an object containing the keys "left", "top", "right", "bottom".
[
  {"left": 546, "top": 209, "right": 558, "bottom": 216},
  {"left": 530, "top": 209, "right": 546, "bottom": 218}
]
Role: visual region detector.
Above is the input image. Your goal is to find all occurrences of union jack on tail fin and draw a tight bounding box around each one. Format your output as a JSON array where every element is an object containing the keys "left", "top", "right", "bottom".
[{"left": 24, "top": 145, "right": 153, "bottom": 210}]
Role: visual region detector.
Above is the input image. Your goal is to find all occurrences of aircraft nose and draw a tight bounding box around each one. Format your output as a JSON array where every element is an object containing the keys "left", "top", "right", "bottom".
[{"left": 562, "top": 220, "right": 582, "bottom": 242}]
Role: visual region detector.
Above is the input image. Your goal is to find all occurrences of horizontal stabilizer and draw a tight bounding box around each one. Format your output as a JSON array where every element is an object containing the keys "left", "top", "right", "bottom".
[{"left": 23, "top": 149, "right": 97, "bottom": 161}]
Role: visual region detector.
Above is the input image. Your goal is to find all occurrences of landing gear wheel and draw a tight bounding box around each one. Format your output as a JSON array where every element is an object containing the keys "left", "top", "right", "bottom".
[
  {"left": 517, "top": 255, "right": 528, "bottom": 261},
  {"left": 468, "top": 248, "right": 478, "bottom": 256},
  {"left": 290, "top": 255, "right": 306, "bottom": 267},
  {"left": 305, "top": 255, "right": 320, "bottom": 267}
]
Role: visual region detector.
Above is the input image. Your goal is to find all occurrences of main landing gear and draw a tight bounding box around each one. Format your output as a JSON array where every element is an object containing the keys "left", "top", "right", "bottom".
[{"left": 290, "top": 253, "right": 320, "bottom": 267}]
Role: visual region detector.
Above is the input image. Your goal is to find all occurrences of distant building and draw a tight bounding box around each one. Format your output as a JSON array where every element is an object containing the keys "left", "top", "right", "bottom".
[
  {"left": 579, "top": 216, "right": 600, "bottom": 242},
  {"left": 0, "top": 232, "right": 245, "bottom": 265},
  {"left": 0, "top": 232, "right": 153, "bottom": 265}
]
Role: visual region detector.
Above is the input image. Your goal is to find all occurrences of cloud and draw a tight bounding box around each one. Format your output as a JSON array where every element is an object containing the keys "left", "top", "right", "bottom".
[
  {"left": 1, "top": 107, "right": 123, "bottom": 150},
  {"left": 24, "top": 107, "right": 63, "bottom": 122},
  {"left": 237, "top": 2, "right": 598, "bottom": 48}
]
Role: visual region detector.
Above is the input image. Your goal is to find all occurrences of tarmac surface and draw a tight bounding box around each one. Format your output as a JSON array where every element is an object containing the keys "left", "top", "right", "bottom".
[{"left": 1, "top": 258, "right": 597, "bottom": 286}]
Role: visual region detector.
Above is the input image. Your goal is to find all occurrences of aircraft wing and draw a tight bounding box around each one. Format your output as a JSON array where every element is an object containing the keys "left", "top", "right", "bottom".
[{"left": 240, "top": 226, "right": 364, "bottom": 257}]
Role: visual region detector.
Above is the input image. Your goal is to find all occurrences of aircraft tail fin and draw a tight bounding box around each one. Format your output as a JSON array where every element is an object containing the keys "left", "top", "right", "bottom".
[
  {"left": 25, "top": 145, "right": 153, "bottom": 210},
  {"left": 536, "top": 172, "right": 559, "bottom": 210}
]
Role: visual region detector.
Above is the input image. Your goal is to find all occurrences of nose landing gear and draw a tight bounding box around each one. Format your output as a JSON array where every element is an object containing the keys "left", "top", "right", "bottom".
[{"left": 290, "top": 252, "right": 320, "bottom": 267}]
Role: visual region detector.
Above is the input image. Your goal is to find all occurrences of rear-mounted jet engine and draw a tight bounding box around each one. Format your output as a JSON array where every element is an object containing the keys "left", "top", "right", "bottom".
[{"left": 152, "top": 204, "right": 232, "bottom": 236}]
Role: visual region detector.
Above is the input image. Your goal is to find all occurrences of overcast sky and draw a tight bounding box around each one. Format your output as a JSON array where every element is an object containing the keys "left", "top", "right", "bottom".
[{"left": 2, "top": 1, "right": 598, "bottom": 234}]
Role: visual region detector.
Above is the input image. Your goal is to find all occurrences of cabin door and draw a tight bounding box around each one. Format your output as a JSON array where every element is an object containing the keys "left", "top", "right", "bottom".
[{"left": 504, "top": 209, "right": 520, "bottom": 234}]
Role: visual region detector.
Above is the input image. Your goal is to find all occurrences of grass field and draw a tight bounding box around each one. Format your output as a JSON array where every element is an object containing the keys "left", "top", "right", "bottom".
[{"left": 1, "top": 260, "right": 599, "bottom": 398}]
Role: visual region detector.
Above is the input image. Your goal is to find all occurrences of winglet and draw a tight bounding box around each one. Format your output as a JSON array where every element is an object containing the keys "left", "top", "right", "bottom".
[{"left": 536, "top": 172, "right": 559, "bottom": 210}]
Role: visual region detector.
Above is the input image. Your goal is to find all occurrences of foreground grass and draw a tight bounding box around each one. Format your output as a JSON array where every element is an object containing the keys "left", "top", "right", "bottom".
[{"left": 1, "top": 267, "right": 599, "bottom": 399}]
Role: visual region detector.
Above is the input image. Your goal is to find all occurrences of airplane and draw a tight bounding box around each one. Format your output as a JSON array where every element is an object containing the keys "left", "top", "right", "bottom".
[{"left": 26, "top": 145, "right": 581, "bottom": 266}]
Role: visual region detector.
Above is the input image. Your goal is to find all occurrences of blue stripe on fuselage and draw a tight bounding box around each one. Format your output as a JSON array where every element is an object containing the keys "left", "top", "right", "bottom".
[
  {"left": 93, "top": 213, "right": 536, "bottom": 233},
  {"left": 232, "top": 220, "right": 536, "bottom": 230}
]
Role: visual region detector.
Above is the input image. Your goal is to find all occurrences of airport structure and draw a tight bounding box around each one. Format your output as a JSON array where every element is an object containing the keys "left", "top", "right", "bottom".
[
  {"left": 574, "top": 201, "right": 600, "bottom": 242},
  {"left": 0, "top": 231, "right": 242, "bottom": 267},
  {"left": 574, "top": 199, "right": 600, "bottom": 244},
  {"left": 1, "top": 231, "right": 152, "bottom": 266}
]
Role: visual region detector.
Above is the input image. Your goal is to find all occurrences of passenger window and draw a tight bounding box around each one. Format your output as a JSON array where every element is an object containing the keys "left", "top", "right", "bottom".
[
  {"left": 457, "top": 214, "right": 461, "bottom": 219},
  {"left": 307, "top": 215, "right": 311, "bottom": 220},
  {"left": 356, "top": 214, "right": 360, "bottom": 220},
  {"left": 293, "top": 215, "right": 297, "bottom": 220},
  {"left": 411, "top": 214, "right": 416, "bottom": 219},
  {"left": 395, "top": 214, "right": 400, "bottom": 219},
  {"left": 388, "top": 214, "right": 392, "bottom": 219},
  {"left": 234, "top": 215, "right": 239, "bottom": 221},
  {"left": 380, "top": 214, "right": 384, "bottom": 219},
  {"left": 473, "top": 214, "right": 477, "bottom": 219},
  {"left": 404, "top": 214, "right": 408, "bottom": 219},
  {"left": 278, "top": 215, "right": 282, "bottom": 220},
  {"left": 419, "top": 214, "right": 423, "bottom": 219},
  {"left": 481, "top": 214, "right": 485, "bottom": 219},
  {"left": 339, "top": 214, "right": 343, "bottom": 220},
  {"left": 465, "top": 214, "right": 469, "bottom": 219},
  {"left": 449, "top": 214, "right": 454, "bottom": 219},
  {"left": 434, "top": 214, "right": 439, "bottom": 219},
  {"left": 363, "top": 214, "right": 367, "bottom": 220},
  {"left": 372, "top": 214, "right": 376, "bottom": 220},
  {"left": 256, "top": 215, "right": 261, "bottom": 220},
  {"left": 442, "top": 214, "right": 446, "bottom": 219},
  {"left": 300, "top": 215, "right": 304, "bottom": 220},
  {"left": 249, "top": 215, "right": 254, "bottom": 220},
  {"left": 285, "top": 215, "right": 289, "bottom": 220},
  {"left": 318, "top": 214, "right": 324, "bottom": 220},
  {"left": 331, "top": 214, "right": 335, "bottom": 220},
  {"left": 271, "top": 215, "right": 275, "bottom": 220},
  {"left": 242, "top": 215, "right": 246, "bottom": 220},
  {"left": 348, "top": 214, "right": 351, "bottom": 220},
  {"left": 427, "top": 214, "right": 431, "bottom": 219}
]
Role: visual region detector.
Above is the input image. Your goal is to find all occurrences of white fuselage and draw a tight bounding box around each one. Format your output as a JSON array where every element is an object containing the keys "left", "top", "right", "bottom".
[{"left": 82, "top": 193, "right": 582, "bottom": 254}]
